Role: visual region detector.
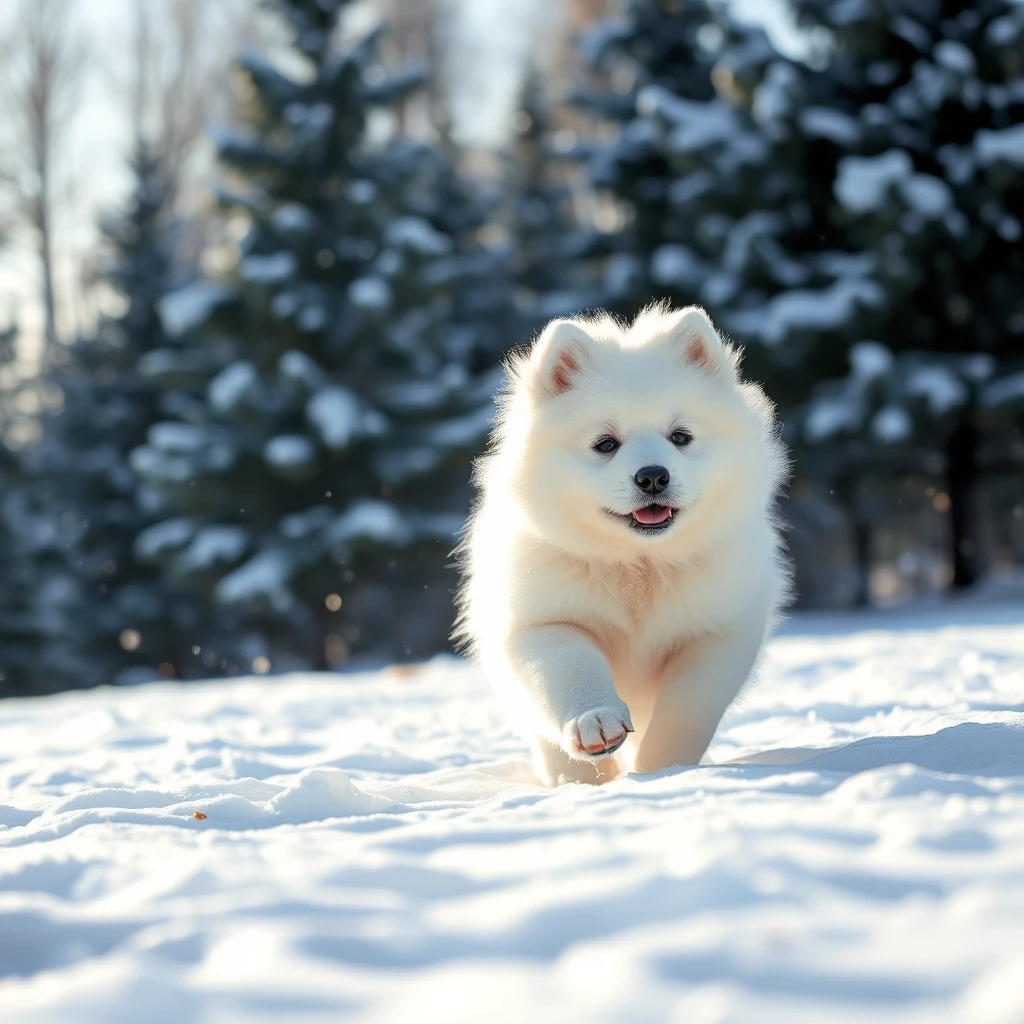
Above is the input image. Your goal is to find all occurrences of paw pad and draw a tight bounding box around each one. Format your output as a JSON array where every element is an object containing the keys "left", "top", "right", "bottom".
[{"left": 565, "top": 706, "right": 633, "bottom": 759}]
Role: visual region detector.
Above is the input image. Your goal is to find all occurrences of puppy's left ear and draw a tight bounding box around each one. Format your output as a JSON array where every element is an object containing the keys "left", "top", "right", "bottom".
[
  {"left": 528, "top": 319, "right": 593, "bottom": 398},
  {"left": 667, "top": 306, "right": 739, "bottom": 379}
]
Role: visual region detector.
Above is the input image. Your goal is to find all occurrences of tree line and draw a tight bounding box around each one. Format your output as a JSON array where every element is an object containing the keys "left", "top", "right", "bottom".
[{"left": 1, "top": 0, "right": 1022, "bottom": 695}]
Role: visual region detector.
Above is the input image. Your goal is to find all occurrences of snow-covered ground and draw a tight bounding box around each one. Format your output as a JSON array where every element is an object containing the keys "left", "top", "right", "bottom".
[{"left": 2, "top": 604, "right": 1023, "bottom": 1023}]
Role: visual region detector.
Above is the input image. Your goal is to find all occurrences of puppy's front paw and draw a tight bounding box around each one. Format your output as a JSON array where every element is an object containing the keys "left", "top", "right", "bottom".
[{"left": 564, "top": 705, "right": 634, "bottom": 760}]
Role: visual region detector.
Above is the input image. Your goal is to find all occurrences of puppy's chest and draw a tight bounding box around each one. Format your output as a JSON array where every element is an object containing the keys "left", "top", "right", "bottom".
[{"left": 584, "top": 561, "right": 702, "bottom": 664}]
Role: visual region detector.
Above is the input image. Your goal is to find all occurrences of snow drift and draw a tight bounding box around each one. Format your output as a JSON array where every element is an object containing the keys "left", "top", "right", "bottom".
[{"left": 1, "top": 605, "right": 1023, "bottom": 1022}]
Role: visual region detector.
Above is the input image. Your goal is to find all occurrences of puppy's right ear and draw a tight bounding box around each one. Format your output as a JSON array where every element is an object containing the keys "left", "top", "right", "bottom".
[{"left": 528, "top": 319, "right": 592, "bottom": 398}]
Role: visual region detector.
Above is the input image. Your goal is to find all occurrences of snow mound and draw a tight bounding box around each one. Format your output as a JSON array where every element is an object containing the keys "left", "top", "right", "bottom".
[
  {"left": 266, "top": 767, "right": 393, "bottom": 819},
  {"left": 2, "top": 610, "right": 1024, "bottom": 1021},
  {"left": 158, "top": 283, "right": 233, "bottom": 337}
]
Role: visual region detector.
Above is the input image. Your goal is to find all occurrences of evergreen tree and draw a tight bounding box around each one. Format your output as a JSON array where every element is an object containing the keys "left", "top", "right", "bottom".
[
  {"left": 0, "top": 145, "right": 225, "bottom": 694},
  {"left": 132, "top": 0, "right": 513, "bottom": 669},
  {"left": 505, "top": 68, "right": 601, "bottom": 330},
  {"left": 566, "top": 0, "right": 864, "bottom": 395},
  {"left": 564, "top": 0, "right": 882, "bottom": 605},
  {"left": 780, "top": 0, "right": 1024, "bottom": 590},
  {"left": 573, "top": 0, "right": 1024, "bottom": 600},
  {"left": 0, "top": 322, "right": 36, "bottom": 695}
]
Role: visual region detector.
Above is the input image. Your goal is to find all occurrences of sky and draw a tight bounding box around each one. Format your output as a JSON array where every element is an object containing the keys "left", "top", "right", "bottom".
[{"left": 0, "top": 0, "right": 798, "bottom": 359}]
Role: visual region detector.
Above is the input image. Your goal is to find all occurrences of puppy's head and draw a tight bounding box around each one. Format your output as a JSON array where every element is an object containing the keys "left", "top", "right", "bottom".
[{"left": 497, "top": 304, "right": 786, "bottom": 561}]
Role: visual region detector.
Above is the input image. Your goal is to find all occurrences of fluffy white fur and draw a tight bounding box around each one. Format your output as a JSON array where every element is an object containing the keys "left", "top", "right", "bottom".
[{"left": 455, "top": 304, "right": 790, "bottom": 786}]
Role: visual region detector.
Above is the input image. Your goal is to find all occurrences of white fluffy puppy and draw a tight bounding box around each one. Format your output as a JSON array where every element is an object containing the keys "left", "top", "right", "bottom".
[{"left": 456, "top": 304, "right": 789, "bottom": 785}]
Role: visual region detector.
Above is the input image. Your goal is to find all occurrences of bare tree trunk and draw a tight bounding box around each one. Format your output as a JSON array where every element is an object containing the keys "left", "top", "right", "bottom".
[
  {"left": 34, "top": 192, "right": 59, "bottom": 353},
  {"left": 851, "top": 512, "right": 873, "bottom": 606},
  {"left": 946, "top": 416, "right": 979, "bottom": 589},
  {"left": 376, "top": 0, "right": 450, "bottom": 137},
  {"left": 838, "top": 471, "right": 872, "bottom": 606},
  {"left": 568, "top": 0, "right": 613, "bottom": 27},
  {"left": 0, "top": 0, "right": 88, "bottom": 362},
  {"left": 25, "top": 6, "right": 60, "bottom": 353}
]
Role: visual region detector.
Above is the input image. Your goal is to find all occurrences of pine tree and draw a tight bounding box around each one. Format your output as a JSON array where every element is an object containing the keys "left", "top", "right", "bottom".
[
  {"left": 781, "top": 0, "right": 1024, "bottom": 591},
  {"left": 562, "top": 1, "right": 884, "bottom": 605},
  {"left": 565, "top": 0, "right": 860, "bottom": 395},
  {"left": 132, "top": 0, "right": 513, "bottom": 669},
  {"left": 0, "top": 322, "right": 36, "bottom": 695},
  {"left": 1, "top": 145, "right": 226, "bottom": 694},
  {"left": 505, "top": 68, "right": 601, "bottom": 330}
]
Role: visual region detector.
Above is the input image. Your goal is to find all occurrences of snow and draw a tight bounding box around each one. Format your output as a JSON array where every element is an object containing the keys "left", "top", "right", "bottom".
[
  {"left": 239, "top": 252, "right": 297, "bottom": 284},
  {"left": 157, "top": 283, "right": 233, "bottom": 338},
  {"left": 208, "top": 361, "right": 259, "bottom": 415},
  {"left": 667, "top": 171, "right": 715, "bottom": 206},
  {"left": 603, "top": 253, "right": 642, "bottom": 299},
  {"left": 826, "top": 0, "right": 869, "bottom": 28},
  {"left": 835, "top": 150, "right": 912, "bottom": 213},
  {"left": 753, "top": 60, "right": 798, "bottom": 125},
  {"left": 306, "top": 386, "right": 362, "bottom": 451},
  {"left": 146, "top": 422, "right": 211, "bottom": 454},
  {"left": 375, "top": 447, "right": 442, "bottom": 483},
  {"left": 325, "top": 499, "right": 411, "bottom": 547},
  {"left": 133, "top": 518, "right": 195, "bottom": 562},
  {"left": 906, "top": 365, "right": 967, "bottom": 415},
  {"left": 975, "top": 124, "right": 1024, "bottom": 167},
  {"left": 348, "top": 276, "right": 392, "bottom": 311},
  {"left": 833, "top": 154, "right": 957, "bottom": 223},
  {"left": 987, "top": 13, "right": 1023, "bottom": 47},
  {"left": 174, "top": 526, "right": 249, "bottom": 575},
  {"left": 637, "top": 86, "right": 764, "bottom": 166},
  {"left": 901, "top": 173, "right": 953, "bottom": 218},
  {"left": 870, "top": 404, "right": 913, "bottom": 442},
  {"left": 938, "top": 142, "right": 974, "bottom": 185},
  {"left": 896, "top": 61, "right": 949, "bottom": 116},
  {"left": 383, "top": 365, "right": 467, "bottom": 411},
  {"left": 804, "top": 394, "right": 862, "bottom": 441},
  {"left": 651, "top": 244, "right": 703, "bottom": 287},
  {"left": 263, "top": 435, "right": 317, "bottom": 472},
  {"left": 347, "top": 180, "right": 377, "bottom": 205},
  {"left": 964, "top": 354, "right": 996, "bottom": 382},
  {"left": 2, "top": 609, "right": 1024, "bottom": 1021},
  {"left": 215, "top": 550, "right": 293, "bottom": 611},
  {"left": 297, "top": 304, "right": 328, "bottom": 332},
  {"left": 850, "top": 340, "right": 894, "bottom": 379},
  {"left": 278, "top": 350, "right": 325, "bottom": 391},
  {"left": 799, "top": 107, "right": 862, "bottom": 145},
  {"left": 271, "top": 204, "right": 315, "bottom": 234},
  {"left": 284, "top": 102, "right": 333, "bottom": 131},
  {"left": 129, "top": 445, "right": 191, "bottom": 485},
  {"left": 276, "top": 508, "right": 329, "bottom": 544},
  {"left": 729, "top": 277, "right": 884, "bottom": 345},
  {"left": 426, "top": 403, "right": 496, "bottom": 448},
  {"left": 891, "top": 15, "right": 932, "bottom": 52},
  {"left": 385, "top": 216, "right": 453, "bottom": 256},
  {"left": 996, "top": 215, "right": 1022, "bottom": 243},
  {"left": 982, "top": 371, "right": 1024, "bottom": 409},
  {"left": 933, "top": 40, "right": 976, "bottom": 75}
]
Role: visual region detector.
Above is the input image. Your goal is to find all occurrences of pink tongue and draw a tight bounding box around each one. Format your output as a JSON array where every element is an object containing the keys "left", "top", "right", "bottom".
[{"left": 632, "top": 504, "right": 671, "bottom": 525}]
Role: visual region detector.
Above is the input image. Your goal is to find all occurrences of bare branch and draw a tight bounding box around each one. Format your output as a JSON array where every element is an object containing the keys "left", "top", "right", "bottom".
[
  {"left": 375, "top": 0, "right": 454, "bottom": 138},
  {"left": 130, "top": 3, "right": 155, "bottom": 150},
  {"left": 0, "top": 0, "right": 90, "bottom": 357},
  {"left": 121, "top": 0, "right": 256, "bottom": 217}
]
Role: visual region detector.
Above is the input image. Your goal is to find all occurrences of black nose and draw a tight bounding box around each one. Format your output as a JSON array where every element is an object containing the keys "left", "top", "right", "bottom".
[{"left": 634, "top": 465, "right": 669, "bottom": 495}]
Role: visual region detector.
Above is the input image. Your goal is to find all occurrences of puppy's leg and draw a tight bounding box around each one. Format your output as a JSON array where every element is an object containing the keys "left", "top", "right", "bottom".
[
  {"left": 510, "top": 625, "right": 633, "bottom": 764},
  {"left": 532, "top": 736, "right": 623, "bottom": 787},
  {"left": 633, "top": 628, "right": 763, "bottom": 774}
]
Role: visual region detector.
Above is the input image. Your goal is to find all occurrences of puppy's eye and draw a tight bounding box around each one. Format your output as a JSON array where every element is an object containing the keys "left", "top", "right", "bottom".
[
  {"left": 670, "top": 429, "right": 693, "bottom": 448},
  {"left": 593, "top": 437, "right": 619, "bottom": 455}
]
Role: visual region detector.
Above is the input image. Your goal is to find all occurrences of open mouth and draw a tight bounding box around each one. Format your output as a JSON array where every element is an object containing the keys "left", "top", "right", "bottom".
[
  {"left": 631, "top": 504, "right": 674, "bottom": 531},
  {"left": 606, "top": 504, "right": 678, "bottom": 532}
]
